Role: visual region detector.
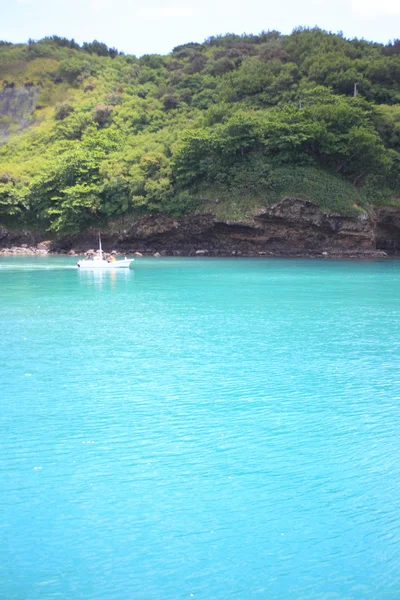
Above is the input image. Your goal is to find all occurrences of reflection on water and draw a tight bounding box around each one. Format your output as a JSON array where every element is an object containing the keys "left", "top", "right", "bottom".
[{"left": 77, "top": 267, "right": 134, "bottom": 289}]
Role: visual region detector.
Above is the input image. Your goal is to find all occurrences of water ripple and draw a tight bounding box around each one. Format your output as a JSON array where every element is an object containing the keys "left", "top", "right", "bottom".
[{"left": 1, "top": 257, "right": 400, "bottom": 599}]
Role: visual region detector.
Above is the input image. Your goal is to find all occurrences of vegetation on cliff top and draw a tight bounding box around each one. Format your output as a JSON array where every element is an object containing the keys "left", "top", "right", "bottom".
[{"left": 0, "top": 30, "right": 399, "bottom": 234}]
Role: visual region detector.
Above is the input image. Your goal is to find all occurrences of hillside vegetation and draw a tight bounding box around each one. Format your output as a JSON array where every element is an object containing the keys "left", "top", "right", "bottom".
[{"left": 0, "top": 30, "right": 399, "bottom": 234}]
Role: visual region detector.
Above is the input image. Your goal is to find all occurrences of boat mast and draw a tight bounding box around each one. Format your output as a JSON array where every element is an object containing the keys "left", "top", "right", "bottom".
[{"left": 98, "top": 232, "right": 103, "bottom": 258}]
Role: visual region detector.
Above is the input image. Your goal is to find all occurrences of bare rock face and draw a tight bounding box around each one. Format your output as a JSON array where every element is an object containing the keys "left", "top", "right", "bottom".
[
  {"left": 375, "top": 206, "right": 400, "bottom": 253},
  {"left": 1, "top": 197, "right": 400, "bottom": 256},
  {"left": 123, "top": 214, "right": 215, "bottom": 241},
  {"left": 0, "top": 227, "right": 42, "bottom": 251},
  {"left": 118, "top": 198, "right": 377, "bottom": 256},
  {"left": 252, "top": 198, "right": 375, "bottom": 252}
]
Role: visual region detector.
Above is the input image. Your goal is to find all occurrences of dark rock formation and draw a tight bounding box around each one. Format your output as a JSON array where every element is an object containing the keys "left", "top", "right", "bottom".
[
  {"left": 112, "top": 198, "right": 378, "bottom": 256},
  {"left": 0, "top": 227, "right": 44, "bottom": 250},
  {"left": 1, "top": 198, "right": 400, "bottom": 257},
  {"left": 375, "top": 206, "right": 400, "bottom": 253}
]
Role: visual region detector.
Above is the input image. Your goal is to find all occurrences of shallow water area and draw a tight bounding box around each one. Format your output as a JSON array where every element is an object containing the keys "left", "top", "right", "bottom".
[{"left": 1, "top": 256, "right": 400, "bottom": 599}]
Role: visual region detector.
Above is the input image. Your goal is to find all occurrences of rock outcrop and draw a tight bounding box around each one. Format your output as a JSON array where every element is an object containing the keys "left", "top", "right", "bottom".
[
  {"left": 375, "top": 206, "right": 400, "bottom": 253},
  {"left": 1, "top": 198, "right": 400, "bottom": 257},
  {"left": 110, "top": 198, "right": 380, "bottom": 257}
]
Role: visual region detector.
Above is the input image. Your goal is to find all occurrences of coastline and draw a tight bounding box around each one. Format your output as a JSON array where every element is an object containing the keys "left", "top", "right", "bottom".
[
  {"left": 0, "top": 244, "right": 389, "bottom": 260},
  {"left": 1, "top": 198, "right": 399, "bottom": 260}
]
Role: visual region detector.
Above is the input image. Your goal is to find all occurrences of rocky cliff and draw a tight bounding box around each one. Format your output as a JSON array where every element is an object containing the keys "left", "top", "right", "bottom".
[{"left": 1, "top": 198, "right": 400, "bottom": 257}]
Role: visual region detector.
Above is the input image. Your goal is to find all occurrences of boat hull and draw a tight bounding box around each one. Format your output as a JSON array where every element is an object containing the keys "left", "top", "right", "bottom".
[{"left": 77, "top": 259, "right": 134, "bottom": 269}]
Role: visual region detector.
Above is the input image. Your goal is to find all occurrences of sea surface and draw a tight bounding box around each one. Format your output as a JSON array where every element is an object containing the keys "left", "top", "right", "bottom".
[{"left": 1, "top": 256, "right": 400, "bottom": 600}]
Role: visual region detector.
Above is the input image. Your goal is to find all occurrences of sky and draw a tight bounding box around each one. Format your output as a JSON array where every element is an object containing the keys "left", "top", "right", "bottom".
[{"left": 1, "top": 0, "right": 400, "bottom": 56}]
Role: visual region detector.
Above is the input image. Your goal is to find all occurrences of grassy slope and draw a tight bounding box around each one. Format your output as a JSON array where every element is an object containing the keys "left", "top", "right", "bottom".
[{"left": 194, "top": 168, "right": 370, "bottom": 220}]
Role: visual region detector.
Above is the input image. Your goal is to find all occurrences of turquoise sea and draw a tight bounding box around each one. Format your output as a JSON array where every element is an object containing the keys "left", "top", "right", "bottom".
[{"left": 1, "top": 256, "right": 400, "bottom": 600}]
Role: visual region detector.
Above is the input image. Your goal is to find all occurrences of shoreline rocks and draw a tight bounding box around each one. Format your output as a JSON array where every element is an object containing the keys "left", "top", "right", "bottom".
[
  {"left": 0, "top": 245, "right": 49, "bottom": 255},
  {"left": 0, "top": 246, "right": 389, "bottom": 259}
]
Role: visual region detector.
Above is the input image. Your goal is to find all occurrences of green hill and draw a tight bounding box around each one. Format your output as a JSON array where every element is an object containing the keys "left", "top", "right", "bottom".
[{"left": 0, "top": 30, "right": 399, "bottom": 235}]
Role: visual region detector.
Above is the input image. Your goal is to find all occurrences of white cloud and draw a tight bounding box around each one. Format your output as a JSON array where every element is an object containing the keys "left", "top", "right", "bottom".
[
  {"left": 137, "top": 5, "right": 195, "bottom": 19},
  {"left": 352, "top": 0, "right": 400, "bottom": 18}
]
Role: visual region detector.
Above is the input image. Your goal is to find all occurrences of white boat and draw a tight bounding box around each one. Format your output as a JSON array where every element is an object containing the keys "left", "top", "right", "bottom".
[{"left": 77, "top": 236, "right": 134, "bottom": 269}]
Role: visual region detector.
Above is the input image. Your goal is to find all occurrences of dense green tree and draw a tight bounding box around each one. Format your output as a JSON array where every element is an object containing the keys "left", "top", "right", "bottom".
[{"left": 0, "top": 174, "right": 27, "bottom": 218}]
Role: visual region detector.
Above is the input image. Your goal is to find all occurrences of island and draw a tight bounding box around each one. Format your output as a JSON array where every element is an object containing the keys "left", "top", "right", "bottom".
[{"left": 0, "top": 29, "right": 399, "bottom": 257}]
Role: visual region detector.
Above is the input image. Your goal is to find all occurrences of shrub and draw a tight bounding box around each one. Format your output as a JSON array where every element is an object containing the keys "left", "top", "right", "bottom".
[
  {"left": 105, "top": 92, "right": 122, "bottom": 105},
  {"left": 163, "top": 94, "right": 180, "bottom": 110},
  {"left": 0, "top": 172, "right": 16, "bottom": 184},
  {"left": 92, "top": 103, "right": 113, "bottom": 126},
  {"left": 54, "top": 103, "right": 74, "bottom": 120},
  {"left": 209, "top": 57, "right": 235, "bottom": 76},
  {"left": 84, "top": 82, "right": 96, "bottom": 92},
  {"left": 58, "top": 58, "right": 92, "bottom": 84}
]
